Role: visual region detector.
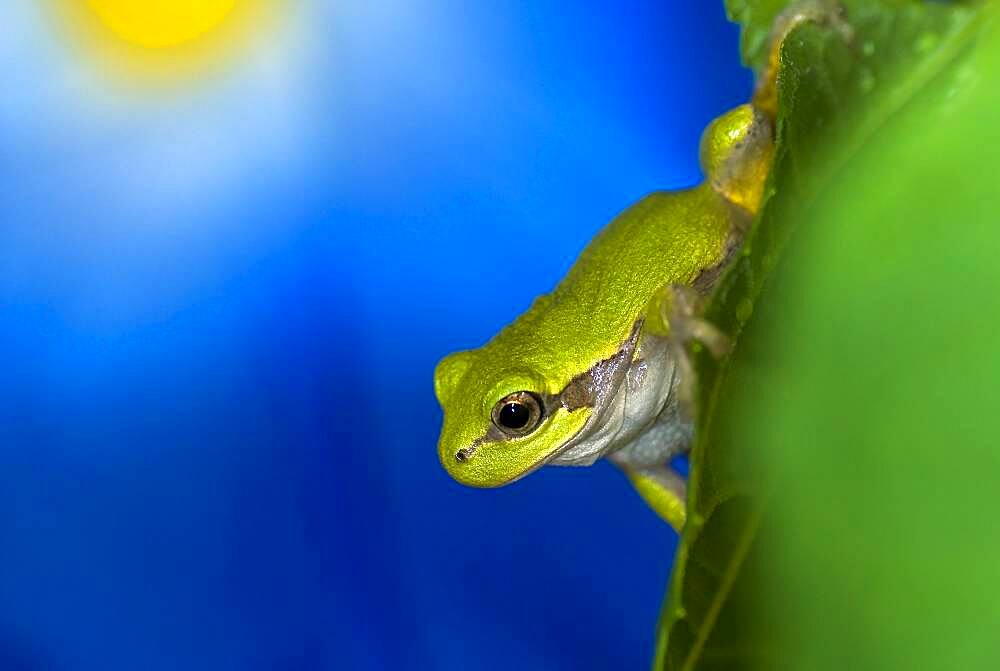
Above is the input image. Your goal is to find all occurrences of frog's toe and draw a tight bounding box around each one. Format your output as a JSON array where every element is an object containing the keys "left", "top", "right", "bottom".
[{"left": 659, "top": 284, "right": 731, "bottom": 359}]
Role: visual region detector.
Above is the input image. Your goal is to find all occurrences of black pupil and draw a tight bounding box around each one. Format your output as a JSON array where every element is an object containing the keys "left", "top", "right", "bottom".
[{"left": 499, "top": 402, "right": 530, "bottom": 429}]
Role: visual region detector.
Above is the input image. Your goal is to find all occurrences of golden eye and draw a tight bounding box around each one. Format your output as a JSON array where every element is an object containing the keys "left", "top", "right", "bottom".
[{"left": 491, "top": 391, "right": 543, "bottom": 436}]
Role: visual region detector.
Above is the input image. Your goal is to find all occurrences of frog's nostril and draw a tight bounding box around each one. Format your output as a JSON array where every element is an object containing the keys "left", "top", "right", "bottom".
[{"left": 456, "top": 447, "right": 475, "bottom": 462}]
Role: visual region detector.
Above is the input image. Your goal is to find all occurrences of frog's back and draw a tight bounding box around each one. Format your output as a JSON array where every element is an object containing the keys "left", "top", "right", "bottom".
[
  {"left": 474, "top": 103, "right": 773, "bottom": 392},
  {"left": 485, "top": 184, "right": 735, "bottom": 390}
]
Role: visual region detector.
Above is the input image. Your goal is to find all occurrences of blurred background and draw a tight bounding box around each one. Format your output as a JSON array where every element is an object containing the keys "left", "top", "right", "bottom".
[{"left": 0, "top": 2, "right": 749, "bottom": 669}]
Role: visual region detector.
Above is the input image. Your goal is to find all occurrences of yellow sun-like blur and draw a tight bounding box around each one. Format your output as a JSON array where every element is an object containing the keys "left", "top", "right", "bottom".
[
  {"left": 51, "top": 0, "right": 279, "bottom": 83},
  {"left": 85, "top": 0, "right": 238, "bottom": 49}
]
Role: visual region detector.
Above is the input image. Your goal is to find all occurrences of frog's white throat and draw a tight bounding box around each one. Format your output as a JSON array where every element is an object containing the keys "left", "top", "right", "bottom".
[{"left": 548, "top": 324, "right": 678, "bottom": 467}]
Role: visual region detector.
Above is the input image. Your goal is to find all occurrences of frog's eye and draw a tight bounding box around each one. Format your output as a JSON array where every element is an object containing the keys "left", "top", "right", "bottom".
[{"left": 491, "top": 391, "right": 544, "bottom": 437}]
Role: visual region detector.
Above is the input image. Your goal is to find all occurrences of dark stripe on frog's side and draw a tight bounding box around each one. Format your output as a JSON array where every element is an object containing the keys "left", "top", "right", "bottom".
[
  {"left": 691, "top": 213, "right": 750, "bottom": 295},
  {"left": 454, "top": 321, "right": 643, "bottom": 463},
  {"left": 556, "top": 319, "right": 642, "bottom": 412}
]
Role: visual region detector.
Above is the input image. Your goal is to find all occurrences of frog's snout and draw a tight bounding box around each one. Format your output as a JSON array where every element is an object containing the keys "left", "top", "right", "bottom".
[
  {"left": 454, "top": 446, "right": 476, "bottom": 462},
  {"left": 440, "top": 439, "right": 512, "bottom": 489}
]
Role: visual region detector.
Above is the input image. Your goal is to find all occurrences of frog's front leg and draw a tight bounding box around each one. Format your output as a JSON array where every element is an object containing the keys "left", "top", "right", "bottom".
[
  {"left": 617, "top": 462, "right": 687, "bottom": 532},
  {"left": 621, "top": 285, "right": 732, "bottom": 531},
  {"left": 653, "top": 283, "right": 731, "bottom": 413}
]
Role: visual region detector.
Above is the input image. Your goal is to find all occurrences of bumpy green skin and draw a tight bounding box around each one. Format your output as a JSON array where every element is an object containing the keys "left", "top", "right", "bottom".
[{"left": 435, "top": 104, "right": 766, "bottom": 489}]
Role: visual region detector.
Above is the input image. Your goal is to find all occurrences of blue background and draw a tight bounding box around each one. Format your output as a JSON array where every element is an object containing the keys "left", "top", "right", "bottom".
[{"left": 0, "top": 2, "right": 748, "bottom": 669}]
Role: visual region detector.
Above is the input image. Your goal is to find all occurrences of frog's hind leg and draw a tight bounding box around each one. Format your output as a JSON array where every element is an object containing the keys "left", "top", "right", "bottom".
[
  {"left": 701, "top": 3, "right": 852, "bottom": 218},
  {"left": 623, "top": 465, "right": 687, "bottom": 532},
  {"left": 753, "top": 0, "right": 853, "bottom": 119}
]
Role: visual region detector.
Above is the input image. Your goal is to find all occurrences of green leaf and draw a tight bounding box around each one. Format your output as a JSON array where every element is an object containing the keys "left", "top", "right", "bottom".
[
  {"left": 725, "top": 0, "right": 788, "bottom": 70},
  {"left": 656, "top": 2, "right": 995, "bottom": 669}
]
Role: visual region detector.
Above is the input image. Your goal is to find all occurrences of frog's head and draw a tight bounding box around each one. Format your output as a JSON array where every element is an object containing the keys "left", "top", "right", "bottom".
[{"left": 434, "top": 349, "right": 595, "bottom": 488}]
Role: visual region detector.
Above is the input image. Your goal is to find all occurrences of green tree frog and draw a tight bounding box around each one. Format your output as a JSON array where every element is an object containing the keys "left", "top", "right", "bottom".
[{"left": 434, "top": 5, "right": 841, "bottom": 531}]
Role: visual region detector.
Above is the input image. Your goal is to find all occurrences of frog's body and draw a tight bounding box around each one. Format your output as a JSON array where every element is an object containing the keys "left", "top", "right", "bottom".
[
  {"left": 434, "top": 3, "right": 835, "bottom": 531},
  {"left": 435, "top": 105, "right": 772, "bottom": 530}
]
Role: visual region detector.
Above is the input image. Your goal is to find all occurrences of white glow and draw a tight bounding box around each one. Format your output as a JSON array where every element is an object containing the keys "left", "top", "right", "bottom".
[{"left": 0, "top": 2, "right": 317, "bottom": 230}]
